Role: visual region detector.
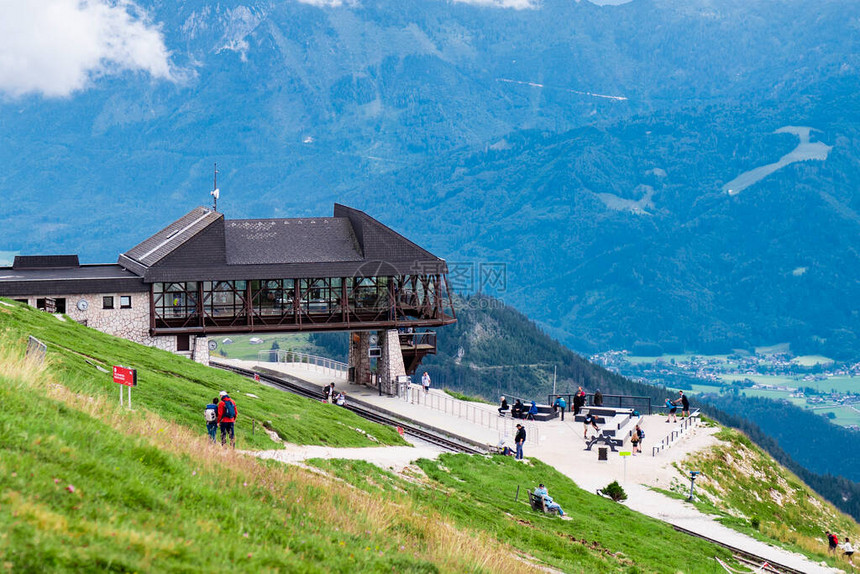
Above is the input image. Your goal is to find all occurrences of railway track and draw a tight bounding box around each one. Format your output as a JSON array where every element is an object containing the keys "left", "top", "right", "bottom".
[
  {"left": 671, "top": 524, "right": 810, "bottom": 574},
  {"left": 213, "top": 362, "right": 486, "bottom": 455}
]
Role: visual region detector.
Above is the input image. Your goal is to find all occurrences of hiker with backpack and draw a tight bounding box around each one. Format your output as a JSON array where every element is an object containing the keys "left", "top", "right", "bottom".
[
  {"left": 217, "top": 391, "right": 238, "bottom": 447},
  {"left": 204, "top": 397, "right": 219, "bottom": 442}
]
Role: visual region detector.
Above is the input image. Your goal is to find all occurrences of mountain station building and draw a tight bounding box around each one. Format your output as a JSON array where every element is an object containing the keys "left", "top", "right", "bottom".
[{"left": 0, "top": 204, "right": 456, "bottom": 394}]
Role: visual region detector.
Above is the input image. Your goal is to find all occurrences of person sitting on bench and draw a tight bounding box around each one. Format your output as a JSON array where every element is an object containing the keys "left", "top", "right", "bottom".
[
  {"left": 583, "top": 411, "right": 600, "bottom": 439},
  {"left": 534, "top": 484, "right": 564, "bottom": 516},
  {"left": 526, "top": 401, "right": 538, "bottom": 421},
  {"left": 498, "top": 396, "right": 509, "bottom": 417},
  {"left": 511, "top": 399, "right": 524, "bottom": 419}
]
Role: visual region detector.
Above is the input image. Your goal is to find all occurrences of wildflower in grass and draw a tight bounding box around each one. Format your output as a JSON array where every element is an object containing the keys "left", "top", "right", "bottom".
[
  {"left": 192, "top": 471, "right": 197, "bottom": 476},
  {"left": 66, "top": 485, "right": 75, "bottom": 493},
  {"left": 53, "top": 478, "right": 59, "bottom": 484},
  {"left": 243, "top": 532, "right": 249, "bottom": 538}
]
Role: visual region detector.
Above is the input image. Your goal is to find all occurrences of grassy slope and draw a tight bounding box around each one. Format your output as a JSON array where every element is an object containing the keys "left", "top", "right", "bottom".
[
  {"left": 310, "top": 456, "right": 735, "bottom": 573},
  {"left": 669, "top": 427, "right": 859, "bottom": 571},
  {"left": 0, "top": 300, "right": 405, "bottom": 449},
  {"left": 0, "top": 300, "right": 827, "bottom": 572}
]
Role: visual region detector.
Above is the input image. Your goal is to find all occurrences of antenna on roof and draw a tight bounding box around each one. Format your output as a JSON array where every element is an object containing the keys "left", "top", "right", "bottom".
[{"left": 210, "top": 162, "right": 220, "bottom": 212}]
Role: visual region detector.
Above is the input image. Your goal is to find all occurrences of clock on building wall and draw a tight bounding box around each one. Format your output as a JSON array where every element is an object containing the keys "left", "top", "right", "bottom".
[
  {"left": 76, "top": 299, "right": 89, "bottom": 311},
  {"left": 208, "top": 340, "right": 218, "bottom": 351}
]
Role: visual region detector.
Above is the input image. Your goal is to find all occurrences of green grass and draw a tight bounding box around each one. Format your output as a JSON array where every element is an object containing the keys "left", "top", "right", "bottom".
[
  {"left": 442, "top": 388, "right": 490, "bottom": 403},
  {"left": 678, "top": 428, "right": 858, "bottom": 571},
  {"left": 0, "top": 299, "right": 406, "bottom": 449},
  {"left": 214, "top": 333, "right": 323, "bottom": 361},
  {"left": 309, "top": 456, "right": 739, "bottom": 573},
  {"left": 791, "top": 355, "right": 834, "bottom": 366},
  {"left": 0, "top": 370, "right": 496, "bottom": 572}
]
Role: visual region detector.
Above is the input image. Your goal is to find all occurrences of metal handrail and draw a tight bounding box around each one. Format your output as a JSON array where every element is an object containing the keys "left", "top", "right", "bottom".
[
  {"left": 545, "top": 393, "right": 653, "bottom": 415},
  {"left": 399, "top": 384, "right": 540, "bottom": 444},
  {"left": 258, "top": 349, "right": 348, "bottom": 378},
  {"left": 651, "top": 411, "right": 701, "bottom": 456}
]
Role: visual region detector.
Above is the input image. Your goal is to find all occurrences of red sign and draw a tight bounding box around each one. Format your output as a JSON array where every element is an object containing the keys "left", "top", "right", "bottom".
[{"left": 112, "top": 366, "right": 137, "bottom": 387}]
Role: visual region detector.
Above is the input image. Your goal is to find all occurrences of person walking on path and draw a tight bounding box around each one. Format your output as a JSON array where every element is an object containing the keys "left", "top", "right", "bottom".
[
  {"left": 630, "top": 425, "right": 640, "bottom": 454},
  {"left": 553, "top": 395, "right": 567, "bottom": 421},
  {"left": 573, "top": 387, "right": 586, "bottom": 416},
  {"left": 635, "top": 424, "right": 644, "bottom": 453},
  {"left": 827, "top": 532, "right": 839, "bottom": 554},
  {"left": 583, "top": 411, "right": 600, "bottom": 439},
  {"left": 515, "top": 423, "right": 526, "bottom": 460},
  {"left": 841, "top": 537, "right": 855, "bottom": 564},
  {"left": 422, "top": 371, "right": 431, "bottom": 393},
  {"left": 217, "top": 391, "right": 238, "bottom": 448},
  {"left": 680, "top": 390, "right": 690, "bottom": 418},
  {"left": 593, "top": 389, "right": 603, "bottom": 407},
  {"left": 204, "top": 397, "right": 219, "bottom": 442},
  {"left": 665, "top": 397, "right": 679, "bottom": 423},
  {"left": 323, "top": 383, "right": 335, "bottom": 403},
  {"left": 534, "top": 484, "right": 565, "bottom": 516},
  {"left": 498, "top": 396, "right": 509, "bottom": 417}
]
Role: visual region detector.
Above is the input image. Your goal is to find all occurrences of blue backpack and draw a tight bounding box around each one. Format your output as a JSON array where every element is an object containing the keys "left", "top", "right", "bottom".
[{"left": 223, "top": 398, "right": 236, "bottom": 419}]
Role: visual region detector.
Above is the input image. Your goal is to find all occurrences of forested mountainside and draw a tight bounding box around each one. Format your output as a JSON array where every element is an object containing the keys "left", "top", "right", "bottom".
[
  {"left": 3, "top": 0, "right": 860, "bottom": 358},
  {"left": 347, "top": 79, "right": 860, "bottom": 358}
]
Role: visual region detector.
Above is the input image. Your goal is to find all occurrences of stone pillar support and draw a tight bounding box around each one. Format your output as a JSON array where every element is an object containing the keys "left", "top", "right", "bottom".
[
  {"left": 348, "top": 331, "right": 371, "bottom": 386},
  {"left": 192, "top": 336, "right": 210, "bottom": 366},
  {"left": 378, "top": 329, "right": 407, "bottom": 396}
]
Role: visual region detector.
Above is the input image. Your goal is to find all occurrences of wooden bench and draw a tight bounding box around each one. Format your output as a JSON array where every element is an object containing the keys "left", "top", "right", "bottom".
[{"left": 528, "top": 491, "right": 559, "bottom": 515}]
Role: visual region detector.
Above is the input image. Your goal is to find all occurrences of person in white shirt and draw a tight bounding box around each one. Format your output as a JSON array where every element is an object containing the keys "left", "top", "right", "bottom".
[{"left": 842, "top": 537, "right": 855, "bottom": 564}]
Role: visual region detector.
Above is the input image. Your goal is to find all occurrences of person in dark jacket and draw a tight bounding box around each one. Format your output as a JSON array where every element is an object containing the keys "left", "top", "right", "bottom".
[
  {"left": 515, "top": 424, "right": 526, "bottom": 460},
  {"left": 511, "top": 399, "right": 524, "bottom": 419},
  {"left": 573, "top": 387, "right": 586, "bottom": 415},
  {"left": 680, "top": 390, "right": 690, "bottom": 418},
  {"left": 498, "top": 396, "right": 509, "bottom": 417},
  {"left": 217, "top": 391, "right": 238, "bottom": 447},
  {"left": 593, "top": 389, "right": 603, "bottom": 407}
]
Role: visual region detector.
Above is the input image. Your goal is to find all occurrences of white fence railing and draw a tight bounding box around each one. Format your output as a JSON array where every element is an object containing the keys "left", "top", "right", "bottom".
[
  {"left": 651, "top": 411, "right": 701, "bottom": 456},
  {"left": 258, "top": 350, "right": 348, "bottom": 379},
  {"left": 400, "top": 385, "right": 541, "bottom": 445}
]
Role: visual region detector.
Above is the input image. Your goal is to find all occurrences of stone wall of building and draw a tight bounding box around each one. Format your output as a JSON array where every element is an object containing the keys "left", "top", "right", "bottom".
[{"left": 11, "top": 291, "right": 177, "bottom": 352}]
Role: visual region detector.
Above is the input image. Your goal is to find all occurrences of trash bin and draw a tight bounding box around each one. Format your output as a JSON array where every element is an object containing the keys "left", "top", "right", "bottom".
[{"left": 598, "top": 447, "right": 608, "bottom": 461}]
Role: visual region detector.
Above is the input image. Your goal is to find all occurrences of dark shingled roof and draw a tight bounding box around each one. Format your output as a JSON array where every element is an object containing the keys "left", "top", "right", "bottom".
[
  {"left": 0, "top": 264, "right": 146, "bottom": 297},
  {"left": 123, "top": 207, "right": 222, "bottom": 268},
  {"left": 13, "top": 255, "right": 79, "bottom": 269},
  {"left": 117, "top": 204, "right": 447, "bottom": 282},
  {"left": 224, "top": 217, "right": 363, "bottom": 265}
]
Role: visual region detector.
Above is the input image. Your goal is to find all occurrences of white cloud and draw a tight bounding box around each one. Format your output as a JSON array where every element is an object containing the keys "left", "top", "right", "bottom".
[
  {"left": 450, "top": 0, "right": 539, "bottom": 8},
  {"left": 0, "top": 0, "right": 174, "bottom": 98}
]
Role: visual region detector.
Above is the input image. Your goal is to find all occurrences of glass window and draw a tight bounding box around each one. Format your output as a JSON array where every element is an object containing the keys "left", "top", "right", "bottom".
[
  {"left": 103, "top": 296, "right": 114, "bottom": 310},
  {"left": 120, "top": 296, "right": 132, "bottom": 309}
]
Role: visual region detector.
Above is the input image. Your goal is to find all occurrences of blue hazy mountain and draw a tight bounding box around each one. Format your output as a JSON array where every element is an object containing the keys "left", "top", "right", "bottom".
[{"left": 1, "top": 0, "right": 858, "bottom": 356}]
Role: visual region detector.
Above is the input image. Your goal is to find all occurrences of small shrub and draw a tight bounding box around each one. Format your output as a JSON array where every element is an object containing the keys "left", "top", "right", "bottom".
[
  {"left": 750, "top": 517, "right": 760, "bottom": 530},
  {"left": 599, "top": 480, "right": 627, "bottom": 502}
]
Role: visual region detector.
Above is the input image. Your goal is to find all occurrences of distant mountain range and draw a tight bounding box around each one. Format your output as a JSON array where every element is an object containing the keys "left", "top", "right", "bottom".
[{"left": 2, "top": 0, "right": 859, "bottom": 357}]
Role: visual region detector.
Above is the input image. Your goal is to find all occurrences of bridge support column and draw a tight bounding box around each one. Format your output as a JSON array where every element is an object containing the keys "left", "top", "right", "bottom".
[
  {"left": 348, "top": 332, "right": 371, "bottom": 386},
  {"left": 378, "top": 329, "right": 406, "bottom": 396},
  {"left": 192, "top": 336, "right": 210, "bottom": 366}
]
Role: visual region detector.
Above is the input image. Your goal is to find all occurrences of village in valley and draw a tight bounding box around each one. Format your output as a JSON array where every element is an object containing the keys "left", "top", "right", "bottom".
[{"left": 590, "top": 348, "right": 860, "bottom": 431}]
